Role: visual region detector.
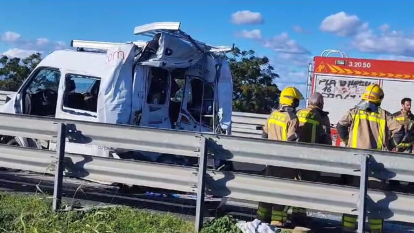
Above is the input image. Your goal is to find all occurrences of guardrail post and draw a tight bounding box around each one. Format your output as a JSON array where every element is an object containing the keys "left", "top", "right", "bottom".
[
  {"left": 53, "top": 123, "right": 67, "bottom": 212},
  {"left": 195, "top": 136, "right": 207, "bottom": 233},
  {"left": 357, "top": 154, "right": 369, "bottom": 233}
]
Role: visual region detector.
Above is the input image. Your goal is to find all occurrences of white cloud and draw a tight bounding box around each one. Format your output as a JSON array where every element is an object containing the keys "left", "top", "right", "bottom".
[
  {"left": 231, "top": 10, "right": 264, "bottom": 25},
  {"left": 276, "top": 53, "right": 312, "bottom": 67},
  {"left": 378, "top": 24, "right": 389, "bottom": 32},
  {"left": 319, "top": 12, "right": 368, "bottom": 37},
  {"left": 293, "top": 26, "right": 303, "bottom": 33},
  {"left": 1, "top": 31, "right": 21, "bottom": 42},
  {"left": 2, "top": 48, "right": 41, "bottom": 58},
  {"left": 293, "top": 26, "right": 311, "bottom": 34},
  {"left": 235, "top": 29, "right": 310, "bottom": 55},
  {"left": 319, "top": 12, "right": 414, "bottom": 57},
  {"left": 233, "top": 27, "right": 311, "bottom": 108},
  {"left": 0, "top": 31, "right": 67, "bottom": 54},
  {"left": 376, "top": 54, "right": 414, "bottom": 62},
  {"left": 262, "top": 32, "right": 310, "bottom": 54},
  {"left": 352, "top": 28, "right": 414, "bottom": 57},
  {"left": 36, "top": 38, "right": 50, "bottom": 46},
  {"left": 274, "top": 64, "right": 309, "bottom": 86},
  {"left": 235, "top": 29, "right": 262, "bottom": 39}
]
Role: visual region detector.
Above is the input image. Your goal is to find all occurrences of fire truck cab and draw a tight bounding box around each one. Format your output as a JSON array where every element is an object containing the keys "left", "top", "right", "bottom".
[{"left": 307, "top": 49, "right": 414, "bottom": 146}]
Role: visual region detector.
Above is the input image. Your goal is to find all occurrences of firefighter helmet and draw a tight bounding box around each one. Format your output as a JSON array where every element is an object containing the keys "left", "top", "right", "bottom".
[
  {"left": 279, "top": 86, "right": 304, "bottom": 107},
  {"left": 361, "top": 84, "right": 384, "bottom": 105}
]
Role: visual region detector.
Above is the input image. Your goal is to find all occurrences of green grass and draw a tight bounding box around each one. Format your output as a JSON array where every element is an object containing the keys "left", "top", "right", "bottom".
[
  {"left": 0, "top": 193, "right": 293, "bottom": 233},
  {"left": 0, "top": 193, "right": 194, "bottom": 233}
]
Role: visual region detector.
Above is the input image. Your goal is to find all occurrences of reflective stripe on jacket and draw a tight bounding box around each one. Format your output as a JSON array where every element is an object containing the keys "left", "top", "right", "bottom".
[
  {"left": 392, "top": 110, "right": 414, "bottom": 148},
  {"left": 296, "top": 105, "right": 331, "bottom": 144},
  {"left": 263, "top": 106, "right": 299, "bottom": 141},
  {"left": 337, "top": 108, "right": 403, "bottom": 150},
  {"left": 392, "top": 110, "right": 414, "bottom": 133}
]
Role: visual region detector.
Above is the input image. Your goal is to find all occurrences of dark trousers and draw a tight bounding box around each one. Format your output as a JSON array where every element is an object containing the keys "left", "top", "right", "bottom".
[{"left": 256, "top": 166, "right": 316, "bottom": 225}]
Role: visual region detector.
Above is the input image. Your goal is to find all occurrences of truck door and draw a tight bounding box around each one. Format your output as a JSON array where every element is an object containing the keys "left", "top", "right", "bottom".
[
  {"left": 138, "top": 67, "right": 172, "bottom": 129},
  {"left": 176, "top": 75, "right": 215, "bottom": 132},
  {"left": 0, "top": 67, "right": 61, "bottom": 147},
  {"left": 7, "top": 67, "right": 61, "bottom": 117}
]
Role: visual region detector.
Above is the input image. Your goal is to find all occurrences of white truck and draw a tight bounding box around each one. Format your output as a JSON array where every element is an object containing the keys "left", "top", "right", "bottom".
[{"left": 0, "top": 22, "right": 234, "bottom": 166}]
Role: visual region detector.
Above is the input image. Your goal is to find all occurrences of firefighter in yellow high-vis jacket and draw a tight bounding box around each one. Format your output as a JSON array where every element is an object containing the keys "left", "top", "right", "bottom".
[
  {"left": 336, "top": 84, "right": 404, "bottom": 233},
  {"left": 256, "top": 86, "right": 304, "bottom": 228},
  {"left": 392, "top": 98, "right": 414, "bottom": 153},
  {"left": 292, "top": 92, "right": 332, "bottom": 225}
]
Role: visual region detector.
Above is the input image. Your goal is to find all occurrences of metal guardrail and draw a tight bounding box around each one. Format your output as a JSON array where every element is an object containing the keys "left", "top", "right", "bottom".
[
  {"left": 0, "top": 144, "right": 198, "bottom": 193},
  {"left": 3, "top": 113, "right": 413, "bottom": 181},
  {"left": 0, "top": 94, "right": 414, "bottom": 230},
  {"left": 0, "top": 113, "right": 413, "bottom": 233},
  {"left": 231, "top": 112, "right": 266, "bottom": 138},
  {"left": 0, "top": 91, "right": 14, "bottom": 105},
  {"left": 0, "top": 91, "right": 266, "bottom": 139}
]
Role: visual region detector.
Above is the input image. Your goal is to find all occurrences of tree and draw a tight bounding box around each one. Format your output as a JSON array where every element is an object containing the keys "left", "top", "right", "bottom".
[
  {"left": 0, "top": 53, "right": 42, "bottom": 91},
  {"left": 227, "top": 47, "right": 281, "bottom": 114}
]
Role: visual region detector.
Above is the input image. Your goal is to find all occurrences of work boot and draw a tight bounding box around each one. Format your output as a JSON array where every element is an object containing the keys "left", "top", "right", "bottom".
[
  {"left": 342, "top": 229, "right": 356, "bottom": 233},
  {"left": 368, "top": 218, "right": 383, "bottom": 233},
  {"left": 370, "top": 230, "right": 382, "bottom": 233},
  {"left": 341, "top": 225, "right": 357, "bottom": 233},
  {"left": 342, "top": 214, "right": 357, "bottom": 233}
]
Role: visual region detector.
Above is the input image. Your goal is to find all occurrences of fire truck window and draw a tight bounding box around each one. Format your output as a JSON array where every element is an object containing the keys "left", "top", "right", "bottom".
[
  {"left": 147, "top": 67, "right": 169, "bottom": 105},
  {"left": 63, "top": 74, "right": 100, "bottom": 112}
]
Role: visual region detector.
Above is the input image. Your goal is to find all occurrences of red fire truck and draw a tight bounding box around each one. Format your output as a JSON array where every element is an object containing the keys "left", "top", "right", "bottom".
[{"left": 307, "top": 50, "right": 414, "bottom": 147}]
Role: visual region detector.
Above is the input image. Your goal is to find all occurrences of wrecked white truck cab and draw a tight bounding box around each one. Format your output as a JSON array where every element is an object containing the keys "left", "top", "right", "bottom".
[{"left": 0, "top": 22, "right": 234, "bottom": 161}]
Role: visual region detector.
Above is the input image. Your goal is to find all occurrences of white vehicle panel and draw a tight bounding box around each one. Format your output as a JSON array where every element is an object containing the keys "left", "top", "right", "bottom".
[
  {"left": 381, "top": 80, "right": 414, "bottom": 114},
  {"left": 313, "top": 74, "right": 379, "bottom": 125}
]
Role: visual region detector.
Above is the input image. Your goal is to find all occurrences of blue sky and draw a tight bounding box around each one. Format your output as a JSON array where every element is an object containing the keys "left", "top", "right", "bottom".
[{"left": 1, "top": 0, "right": 414, "bottom": 99}]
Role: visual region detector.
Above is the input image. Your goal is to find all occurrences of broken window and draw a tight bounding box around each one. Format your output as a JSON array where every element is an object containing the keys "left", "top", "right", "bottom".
[
  {"left": 63, "top": 74, "right": 100, "bottom": 112},
  {"left": 170, "top": 79, "right": 185, "bottom": 102},
  {"left": 169, "top": 73, "right": 186, "bottom": 124},
  {"left": 23, "top": 68, "right": 61, "bottom": 116},
  {"left": 146, "top": 67, "right": 169, "bottom": 105},
  {"left": 187, "top": 77, "right": 215, "bottom": 127}
]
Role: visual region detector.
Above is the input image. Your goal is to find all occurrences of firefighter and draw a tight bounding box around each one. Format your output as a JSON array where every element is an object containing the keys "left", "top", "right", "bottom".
[
  {"left": 336, "top": 84, "right": 404, "bottom": 233},
  {"left": 297, "top": 92, "right": 332, "bottom": 145},
  {"left": 256, "top": 86, "right": 303, "bottom": 228},
  {"left": 292, "top": 92, "right": 332, "bottom": 225},
  {"left": 390, "top": 98, "right": 414, "bottom": 190},
  {"left": 392, "top": 98, "right": 414, "bottom": 153}
]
